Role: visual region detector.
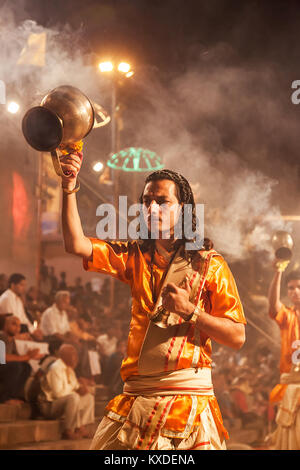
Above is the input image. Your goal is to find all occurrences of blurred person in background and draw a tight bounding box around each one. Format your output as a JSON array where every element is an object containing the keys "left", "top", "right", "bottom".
[
  {"left": 105, "top": 337, "right": 127, "bottom": 399},
  {"left": 213, "top": 368, "right": 236, "bottom": 429},
  {"left": 0, "top": 316, "right": 42, "bottom": 404},
  {"left": 0, "top": 274, "right": 7, "bottom": 296},
  {"left": 268, "top": 265, "right": 300, "bottom": 449},
  {"left": 58, "top": 272, "right": 68, "bottom": 290},
  {"left": 38, "top": 344, "right": 94, "bottom": 439},
  {"left": 49, "top": 266, "right": 58, "bottom": 294},
  {"left": 39, "top": 266, "right": 52, "bottom": 305},
  {"left": 0, "top": 274, "right": 43, "bottom": 341},
  {"left": 40, "top": 291, "right": 74, "bottom": 342},
  {"left": 25, "top": 286, "right": 43, "bottom": 325}
]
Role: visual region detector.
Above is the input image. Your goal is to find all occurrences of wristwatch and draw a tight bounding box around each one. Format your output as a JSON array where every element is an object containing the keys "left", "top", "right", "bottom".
[{"left": 186, "top": 305, "right": 201, "bottom": 323}]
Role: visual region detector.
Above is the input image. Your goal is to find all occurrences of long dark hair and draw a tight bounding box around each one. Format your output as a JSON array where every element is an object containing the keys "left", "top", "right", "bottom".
[{"left": 139, "top": 169, "right": 213, "bottom": 259}]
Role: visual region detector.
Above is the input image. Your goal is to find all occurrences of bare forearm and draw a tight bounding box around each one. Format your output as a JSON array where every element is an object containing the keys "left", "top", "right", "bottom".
[
  {"left": 59, "top": 152, "right": 92, "bottom": 258},
  {"left": 162, "top": 283, "right": 245, "bottom": 349},
  {"left": 62, "top": 191, "right": 92, "bottom": 258},
  {"left": 6, "top": 354, "right": 30, "bottom": 362},
  {"left": 193, "top": 309, "right": 245, "bottom": 350},
  {"left": 268, "top": 271, "right": 283, "bottom": 318}
]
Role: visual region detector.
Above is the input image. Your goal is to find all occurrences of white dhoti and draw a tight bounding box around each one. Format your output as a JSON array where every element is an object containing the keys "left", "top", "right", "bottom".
[
  {"left": 271, "top": 371, "right": 300, "bottom": 450},
  {"left": 89, "top": 368, "right": 226, "bottom": 450}
]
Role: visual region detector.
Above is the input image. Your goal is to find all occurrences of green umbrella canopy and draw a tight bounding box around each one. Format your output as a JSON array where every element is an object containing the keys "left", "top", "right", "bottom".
[{"left": 107, "top": 147, "right": 164, "bottom": 172}]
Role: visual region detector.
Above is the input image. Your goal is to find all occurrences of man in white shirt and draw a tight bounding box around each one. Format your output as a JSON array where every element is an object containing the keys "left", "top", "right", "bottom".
[
  {"left": 97, "top": 324, "right": 122, "bottom": 384},
  {"left": 0, "top": 273, "right": 42, "bottom": 340},
  {"left": 38, "top": 344, "right": 95, "bottom": 439},
  {"left": 40, "top": 291, "right": 73, "bottom": 340}
]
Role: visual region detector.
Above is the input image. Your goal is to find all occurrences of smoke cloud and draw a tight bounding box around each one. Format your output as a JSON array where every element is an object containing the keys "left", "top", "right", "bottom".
[{"left": 0, "top": 1, "right": 297, "bottom": 265}]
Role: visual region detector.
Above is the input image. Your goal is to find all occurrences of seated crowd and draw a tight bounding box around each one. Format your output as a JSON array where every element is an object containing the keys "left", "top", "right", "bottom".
[
  {"left": 0, "top": 266, "right": 130, "bottom": 440},
  {"left": 0, "top": 266, "right": 278, "bottom": 444},
  {"left": 212, "top": 343, "right": 279, "bottom": 444}
]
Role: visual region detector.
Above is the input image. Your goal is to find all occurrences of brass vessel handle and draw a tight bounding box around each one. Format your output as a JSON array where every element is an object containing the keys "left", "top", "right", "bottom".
[
  {"left": 51, "top": 149, "right": 73, "bottom": 178},
  {"left": 92, "top": 101, "right": 111, "bottom": 128}
]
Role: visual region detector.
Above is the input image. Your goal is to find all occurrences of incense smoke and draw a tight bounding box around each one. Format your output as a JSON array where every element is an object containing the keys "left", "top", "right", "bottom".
[{"left": 0, "top": 1, "right": 297, "bottom": 265}]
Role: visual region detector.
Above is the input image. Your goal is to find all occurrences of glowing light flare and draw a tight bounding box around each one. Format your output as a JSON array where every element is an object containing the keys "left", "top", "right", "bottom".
[
  {"left": 125, "top": 71, "right": 134, "bottom": 78},
  {"left": 107, "top": 147, "right": 164, "bottom": 172},
  {"left": 7, "top": 101, "right": 20, "bottom": 113},
  {"left": 93, "top": 161, "right": 104, "bottom": 172},
  {"left": 12, "top": 172, "right": 31, "bottom": 238},
  {"left": 99, "top": 61, "right": 114, "bottom": 72},
  {"left": 118, "top": 62, "right": 131, "bottom": 73}
]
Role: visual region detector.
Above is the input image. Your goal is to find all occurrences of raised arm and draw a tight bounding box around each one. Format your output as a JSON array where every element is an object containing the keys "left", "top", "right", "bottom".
[
  {"left": 268, "top": 263, "right": 284, "bottom": 318},
  {"left": 60, "top": 153, "right": 92, "bottom": 259}
]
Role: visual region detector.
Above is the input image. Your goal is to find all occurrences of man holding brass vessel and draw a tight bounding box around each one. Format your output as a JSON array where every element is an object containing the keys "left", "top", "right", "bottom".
[
  {"left": 268, "top": 247, "right": 300, "bottom": 450},
  {"left": 59, "top": 148, "right": 246, "bottom": 451}
]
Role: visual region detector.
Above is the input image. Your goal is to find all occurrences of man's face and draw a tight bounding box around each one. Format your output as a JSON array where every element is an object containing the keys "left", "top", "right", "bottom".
[
  {"left": 5, "top": 316, "right": 21, "bottom": 336},
  {"left": 60, "top": 346, "right": 78, "bottom": 369},
  {"left": 287, "top": 279, "right": 300, "bottom": 305},
  {"left": 57, "top": 295, "right": 70, "bottom": 311},
  {"left": 142, "top": 180, "right": 182, "bottom": 238},
  {"left": 11, "top": 279, "right": 26, "bottom": 296}
]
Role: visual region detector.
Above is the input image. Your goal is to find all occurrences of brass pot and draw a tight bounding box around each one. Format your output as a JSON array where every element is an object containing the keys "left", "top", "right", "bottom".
[
  {"left": 272, "top": 230, "right": 294, "bottom": 261},
  {"left": 22, "top": 85, "right": 110, "bottom": 176}
]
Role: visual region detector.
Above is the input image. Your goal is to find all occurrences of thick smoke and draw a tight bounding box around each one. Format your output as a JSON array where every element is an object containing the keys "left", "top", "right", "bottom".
[
  {"left": 125, "top": 47, "right": 295, "bottom": 262},
  {"left": 0, "top": 1, "right": 296, "bottom": 264},
  {"left": 0, "top": 3, "right": 108, "bottom": 140}
]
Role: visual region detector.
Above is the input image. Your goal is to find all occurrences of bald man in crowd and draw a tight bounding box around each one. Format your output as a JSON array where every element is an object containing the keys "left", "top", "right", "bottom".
[{"left": 38, "top": 344, "right": 94, "bottom": 439}]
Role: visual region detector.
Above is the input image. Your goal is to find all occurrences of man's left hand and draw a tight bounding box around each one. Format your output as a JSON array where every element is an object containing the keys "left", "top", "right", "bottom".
[
  {"left": 161, "top": 280, "right": 195, "bottom": 321},
  {"left": 31, "top": 328, "right": 44, "bottom": 341}
]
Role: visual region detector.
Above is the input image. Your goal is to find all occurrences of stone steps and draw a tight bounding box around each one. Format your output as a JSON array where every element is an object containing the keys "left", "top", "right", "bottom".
[
  {"left": 9, "top": 438, "right": 93, "bottom": 451},
  {"left": 8, "top": 421, "right": 100, "bottom": 450},
  {"left": 0, "top": 418, "right": 101, "bottom": 450},
  {"left": 0, "top": 403, "right": 31, "bottom": 422},
  {"left": 0, "top": 419, "right": 61, "bottom": 449},
  {"left": 0, "top": 397, "right": 106, "bottom": 450}
]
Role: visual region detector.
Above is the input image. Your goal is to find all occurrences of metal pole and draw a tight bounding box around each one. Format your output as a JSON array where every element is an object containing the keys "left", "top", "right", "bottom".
[
  {"left": 110, "top": 78, "right": 118, "bottom": 310},
  {"left": 36, "top": 152, "right": 43, "bottom": 292}
]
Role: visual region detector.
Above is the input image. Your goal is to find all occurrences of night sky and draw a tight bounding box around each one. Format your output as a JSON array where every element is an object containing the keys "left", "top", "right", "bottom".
[
  {"left": 10, "top": 0, "right": 300, "bottom": 74},
  {"left": 1, "top": 0, "right": 300, "bottom": 265},
  {"left": 10, "top": 0, "right": 300, "bottom": 168}
]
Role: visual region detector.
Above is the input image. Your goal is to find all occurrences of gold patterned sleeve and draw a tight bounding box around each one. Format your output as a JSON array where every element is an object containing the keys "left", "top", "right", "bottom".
[
  {"left": 83, "top": 237, "right": 133, "bottom": 284},
  {"left": 208, "top": 259, "right": 246, "bottom": 324}
]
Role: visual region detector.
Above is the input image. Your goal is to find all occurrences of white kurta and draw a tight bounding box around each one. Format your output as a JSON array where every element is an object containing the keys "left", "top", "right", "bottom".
[
  {"left": 40, "top": 304, "right": 71, "bottom": 336},
  {"left": 0, "top": 289, "right": 34, "bottom": 333}
]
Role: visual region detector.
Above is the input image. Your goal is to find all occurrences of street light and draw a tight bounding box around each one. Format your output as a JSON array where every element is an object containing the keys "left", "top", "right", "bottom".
[
  {"left": 118, "top": 62, "right": 131, "bottom": 73},
  {"left": 98, "top": 60, "right": 134, "bottom": 155},
  {"left": 98, "top": 61, "right": 114, "bottom": 73},
  {"left": 98, "top": 59, "right": 134, "bottom": 310},
  {"left": 98, "top": 61, "right": 133, "bottom": 76},
  {"left": 7, "top": 101, "right": 20, "bottom": 113},
  {"left": 92, "top": 161, "right": 104, "bottom": 172}
]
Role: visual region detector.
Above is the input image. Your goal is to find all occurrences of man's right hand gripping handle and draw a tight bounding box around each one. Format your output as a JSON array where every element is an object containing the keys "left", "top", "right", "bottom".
[
  {"left": 60, "top": 152, "right": 83, "bottom": 192},
  {"left": 60, "top": 151, "right": 93, "bottom": 259}
]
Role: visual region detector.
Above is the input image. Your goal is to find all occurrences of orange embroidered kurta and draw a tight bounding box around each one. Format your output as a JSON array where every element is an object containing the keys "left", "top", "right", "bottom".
[
  {"left": 270, "top": 305, "right": 300, "bottom": 404},
  {"left": 83, "top": 238, "right": 246, "bottom": 440}
]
